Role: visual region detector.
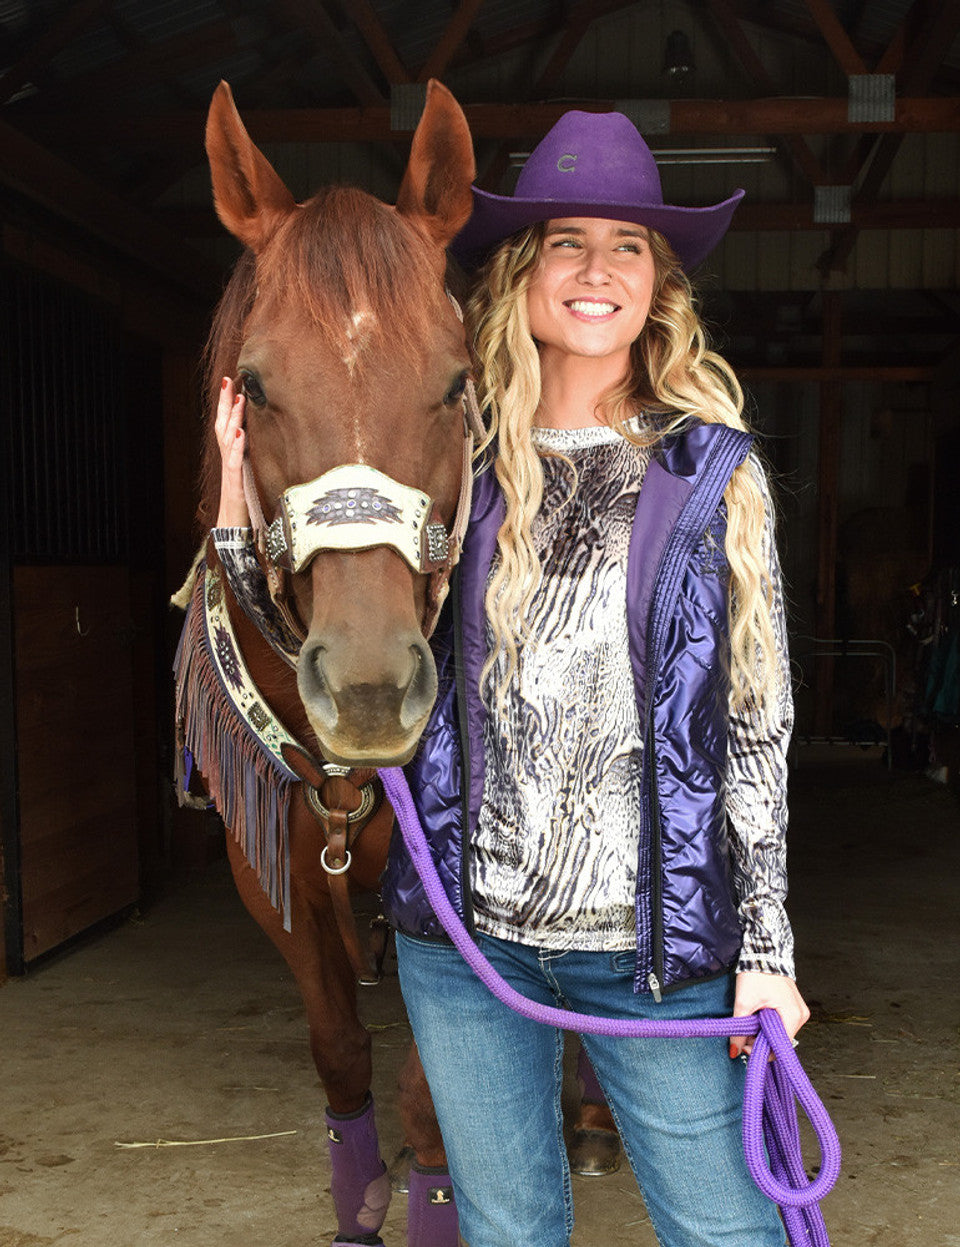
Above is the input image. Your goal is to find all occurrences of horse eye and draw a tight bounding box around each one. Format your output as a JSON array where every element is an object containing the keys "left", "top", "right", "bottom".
[
  {"left": 443, "top": 371, "right": 469, "bottom": 406},
  {"left": 238, "top": 370, "right": 266, "bottom": 408}
]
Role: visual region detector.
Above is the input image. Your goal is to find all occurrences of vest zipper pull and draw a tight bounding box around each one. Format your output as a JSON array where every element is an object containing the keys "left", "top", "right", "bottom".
[{"left": 647, "top": 972, "right": 662, "bottom": 1003}]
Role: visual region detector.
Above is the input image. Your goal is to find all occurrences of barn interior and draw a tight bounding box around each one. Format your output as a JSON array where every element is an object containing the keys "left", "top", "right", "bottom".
[{"left": 1, "top": 2, "right": 958, "bottom": 1245}]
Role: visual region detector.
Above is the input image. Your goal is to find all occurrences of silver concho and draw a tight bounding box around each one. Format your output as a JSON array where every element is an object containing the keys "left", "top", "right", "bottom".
[
  {"left": 266, "top": 516, "right": 288, "bottom": 564},
  {"left": 424, "top": 522, "right": 450, "bottom": 565}
]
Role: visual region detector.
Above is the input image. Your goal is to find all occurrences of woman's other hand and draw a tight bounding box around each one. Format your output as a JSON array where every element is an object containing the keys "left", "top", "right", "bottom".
[
  {"left": 215, "top": 376, "right": 249, "bottom": 528},
  {"left": 730, "top": 971, "right": 810, "bottom": 1059}
]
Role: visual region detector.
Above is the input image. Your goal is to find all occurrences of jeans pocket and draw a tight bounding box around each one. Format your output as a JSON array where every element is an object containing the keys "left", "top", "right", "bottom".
[{"left": 609, "top": 949, "right": 637, "bottom": 976}]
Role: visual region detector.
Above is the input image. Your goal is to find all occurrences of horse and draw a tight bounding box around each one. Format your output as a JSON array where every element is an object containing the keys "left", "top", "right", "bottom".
[{"left": 174, "top": 79, "right": 475, "bottom": 1247}]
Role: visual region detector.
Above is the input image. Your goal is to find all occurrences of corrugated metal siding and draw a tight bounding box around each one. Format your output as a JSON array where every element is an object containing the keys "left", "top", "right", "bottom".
[{"left": 1, "top": 266, "right": 127, "bottom": 562}]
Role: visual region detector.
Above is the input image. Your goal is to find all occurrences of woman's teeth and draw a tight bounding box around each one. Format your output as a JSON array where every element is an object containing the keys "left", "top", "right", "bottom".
[{"left": 567, "top": 300, "right": 617, "bottom": 317}]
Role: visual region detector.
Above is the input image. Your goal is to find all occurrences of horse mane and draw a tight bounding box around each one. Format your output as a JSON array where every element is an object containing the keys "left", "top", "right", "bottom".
[{"left": 198, "top": 185, "right": 449, "bottom": 529}]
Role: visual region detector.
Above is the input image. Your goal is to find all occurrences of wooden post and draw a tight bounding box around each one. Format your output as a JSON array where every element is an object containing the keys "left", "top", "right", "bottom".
[{"left": 815, "top": 292, "right": 843, "bottom": 735}]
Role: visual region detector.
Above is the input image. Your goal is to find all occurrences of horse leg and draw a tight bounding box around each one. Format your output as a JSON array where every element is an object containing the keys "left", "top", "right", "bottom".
[
  {"left": 568, "top": 1043, "right": 622, "bottom": 1176},
  {"left": 396, "top": 1043, "right": 458, "bottom": 1247},
  {"left": 224, "top": 834, "right": 391, "bottom": 1246}
]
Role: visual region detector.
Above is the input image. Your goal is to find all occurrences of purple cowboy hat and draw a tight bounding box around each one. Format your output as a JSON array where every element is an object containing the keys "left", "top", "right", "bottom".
[{"left": 452, "top": 110, "right": 744, "bottom": 272}]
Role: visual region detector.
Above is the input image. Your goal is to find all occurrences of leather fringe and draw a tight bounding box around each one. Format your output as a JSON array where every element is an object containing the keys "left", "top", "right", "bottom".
[{"left": 173, "top": 565, "right": 294, "bottom": 930}]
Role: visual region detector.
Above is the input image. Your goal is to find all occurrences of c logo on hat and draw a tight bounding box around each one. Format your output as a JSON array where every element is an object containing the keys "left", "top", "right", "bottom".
[{"left": 557, "top": 153, "right": 577, "bottom": 173}]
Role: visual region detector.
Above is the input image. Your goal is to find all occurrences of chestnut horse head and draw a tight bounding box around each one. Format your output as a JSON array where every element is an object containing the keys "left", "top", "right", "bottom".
[{"left": 202, "top": 81, "right": 475, "bottom": 767}]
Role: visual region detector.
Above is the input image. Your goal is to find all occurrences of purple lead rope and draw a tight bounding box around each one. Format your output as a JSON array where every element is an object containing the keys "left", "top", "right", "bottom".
[{"left": 380, "top": 767, "right": 840, "bottom": 1247}]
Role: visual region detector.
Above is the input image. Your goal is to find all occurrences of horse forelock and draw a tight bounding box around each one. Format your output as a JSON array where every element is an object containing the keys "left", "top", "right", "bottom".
[{"left": 258, "top": 186, "right": 449, "bottom": 374}]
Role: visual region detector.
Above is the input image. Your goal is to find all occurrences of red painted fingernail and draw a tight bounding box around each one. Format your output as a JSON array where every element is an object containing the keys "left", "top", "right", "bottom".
[
  {"left": 221, "top": 377, "right": 229, "bottom": 390},
  {"left": 729, "top": 1043, "right": 738, "bottom": 1060}
]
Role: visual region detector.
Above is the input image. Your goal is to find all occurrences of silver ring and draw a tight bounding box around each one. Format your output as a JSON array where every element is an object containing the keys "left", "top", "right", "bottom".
[
  {"left": 307, "top": 782, "right": 377, "bottom": 826},
  {"left": 320, "top": 845, "right": 352, "bottom": 875}
]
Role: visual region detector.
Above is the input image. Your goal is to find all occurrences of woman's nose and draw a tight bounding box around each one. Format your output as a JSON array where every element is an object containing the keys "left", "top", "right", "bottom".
[{"left": 578, "top": 248, "right": 611, "bottom": 284}]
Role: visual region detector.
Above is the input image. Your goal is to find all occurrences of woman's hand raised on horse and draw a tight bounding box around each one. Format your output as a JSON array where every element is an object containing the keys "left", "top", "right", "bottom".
[
  {"left": 730, "top": 971, "right": 810, "bottom": 1059},
  {"left": 215, "top": 376, "right": 249, "bottom": 528}
]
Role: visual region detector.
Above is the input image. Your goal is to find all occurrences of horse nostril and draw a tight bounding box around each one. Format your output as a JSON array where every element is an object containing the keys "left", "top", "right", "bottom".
[
  {"left": 399, "top": 640, "right": 437, "bottom": 731},
  {"left": 297, "top": 643, "right": 338, "bottom": 730}
]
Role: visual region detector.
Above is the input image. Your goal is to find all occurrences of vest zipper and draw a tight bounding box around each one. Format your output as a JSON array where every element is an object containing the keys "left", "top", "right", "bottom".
[{"left": 451, "top": 565, "right": 475, "bottom": 934}]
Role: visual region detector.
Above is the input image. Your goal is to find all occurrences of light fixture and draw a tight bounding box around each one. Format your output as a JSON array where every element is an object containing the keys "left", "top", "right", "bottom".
[{"left": 662, "top": 29, "right": 695, "bottom": 78}]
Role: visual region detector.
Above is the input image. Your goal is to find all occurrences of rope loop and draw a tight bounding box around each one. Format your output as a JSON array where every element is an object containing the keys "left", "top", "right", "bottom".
[{"left": 742, "top": 1009, "right": 842, "bottom": 1207}]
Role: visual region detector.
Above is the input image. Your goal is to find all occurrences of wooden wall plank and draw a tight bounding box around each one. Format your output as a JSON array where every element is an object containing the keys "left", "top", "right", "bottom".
[{"left": 14, "top": 565, "right": 139, "bottom": 963}]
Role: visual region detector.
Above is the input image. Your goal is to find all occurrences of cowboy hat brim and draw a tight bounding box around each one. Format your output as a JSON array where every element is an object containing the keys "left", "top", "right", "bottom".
[{"left": 452, "top": 186, "right": 745, "bottom": 273}]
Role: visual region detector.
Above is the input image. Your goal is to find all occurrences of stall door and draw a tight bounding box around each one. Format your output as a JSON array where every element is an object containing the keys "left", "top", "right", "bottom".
[{"left": 14, "top": 566, "right": 139, "bottom": 961}]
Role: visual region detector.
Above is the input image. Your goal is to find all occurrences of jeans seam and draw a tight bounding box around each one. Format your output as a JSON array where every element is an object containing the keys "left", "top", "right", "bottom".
[{"left": 552, "top": 1025, "right": 574, "bottom": 1240}]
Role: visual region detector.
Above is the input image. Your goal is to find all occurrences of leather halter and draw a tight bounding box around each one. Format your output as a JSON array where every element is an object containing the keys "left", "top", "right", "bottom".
[{"left": 239, "top": 305, "right": 483, "bottom": 644}]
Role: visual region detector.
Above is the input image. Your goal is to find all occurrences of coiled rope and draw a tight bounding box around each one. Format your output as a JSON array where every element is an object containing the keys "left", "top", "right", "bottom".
[{"left": 380, "top": 766, "right": 840, "bottom": 1247}]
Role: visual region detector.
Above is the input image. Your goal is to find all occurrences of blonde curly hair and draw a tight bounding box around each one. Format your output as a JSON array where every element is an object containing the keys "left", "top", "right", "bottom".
[{"left": 466, "top": 221, "right": 780, "bottom": 718}]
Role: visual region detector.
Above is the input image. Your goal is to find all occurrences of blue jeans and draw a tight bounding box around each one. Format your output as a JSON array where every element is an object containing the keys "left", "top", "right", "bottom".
[{"left": 397, "top": 931, "right": 786, "bottom": 1247}]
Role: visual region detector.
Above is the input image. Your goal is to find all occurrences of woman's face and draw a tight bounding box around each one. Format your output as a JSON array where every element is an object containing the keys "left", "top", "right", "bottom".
[{"left": 525, "top": 217, "right": 657, "bottom": 369}]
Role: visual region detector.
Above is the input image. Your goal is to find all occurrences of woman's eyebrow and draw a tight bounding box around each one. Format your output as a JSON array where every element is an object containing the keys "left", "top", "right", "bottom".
[{"left": 544, "top": 225, "right": 648, "bottom": 239}]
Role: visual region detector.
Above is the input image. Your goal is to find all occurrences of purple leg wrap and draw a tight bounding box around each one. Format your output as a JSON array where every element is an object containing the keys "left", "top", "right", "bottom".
[
  {"left": 577, "top": 1044, "right": 606, "bottom": 1104},
  {"left": 325, "top": 1095, "right": 391, "bottom": 1244},
  {"left": 407, "top": 1163, "right": 459, "bottom": 1247}
]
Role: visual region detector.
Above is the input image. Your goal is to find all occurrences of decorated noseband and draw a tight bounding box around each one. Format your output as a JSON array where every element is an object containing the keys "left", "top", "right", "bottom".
[{"left": 263, "top": 463, "right": 453, "bottom": 575}]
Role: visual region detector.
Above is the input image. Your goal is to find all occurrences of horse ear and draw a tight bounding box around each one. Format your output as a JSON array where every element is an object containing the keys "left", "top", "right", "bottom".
[
  {"left": 205, "top": 81, "right": 296, "bottom": 253},
  {"left": 395, "top": 79, "right": 475, "bottom": 251}
]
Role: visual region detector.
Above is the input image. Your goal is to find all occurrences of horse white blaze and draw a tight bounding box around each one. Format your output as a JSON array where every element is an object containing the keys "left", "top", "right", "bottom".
[{"left": 343, "top": 309, "right": 377, "bottom": 463}]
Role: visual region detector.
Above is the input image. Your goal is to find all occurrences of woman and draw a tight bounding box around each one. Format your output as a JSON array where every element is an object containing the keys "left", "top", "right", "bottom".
[{"left": 216, "top": 110, "right": 808, "bottom": 1247}]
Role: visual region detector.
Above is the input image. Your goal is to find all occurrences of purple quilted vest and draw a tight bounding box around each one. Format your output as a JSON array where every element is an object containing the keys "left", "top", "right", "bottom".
[{"left": 382, "top": 421, "right": 753, "bottom": 995}]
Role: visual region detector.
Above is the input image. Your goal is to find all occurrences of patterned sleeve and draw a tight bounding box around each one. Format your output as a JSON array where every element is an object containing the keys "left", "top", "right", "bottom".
[
  {"left": 725, "top": 456, "right": 797, "bottom": 979},
  {"left": 210, "top": 527, "right": 301, "bottom": 659}
]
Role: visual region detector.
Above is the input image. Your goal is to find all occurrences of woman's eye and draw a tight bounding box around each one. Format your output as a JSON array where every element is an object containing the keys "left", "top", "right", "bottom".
[
  {"left": 443, "top": 371, "right": 469, "bottom": 406},
  {"left": 238, "top": 371, "right": 266, "bottom": 407}
]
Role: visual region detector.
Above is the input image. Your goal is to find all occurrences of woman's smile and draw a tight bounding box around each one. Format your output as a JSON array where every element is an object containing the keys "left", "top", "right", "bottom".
[{"left": 564, "top": 298, "right": 621, "bottom": 321}]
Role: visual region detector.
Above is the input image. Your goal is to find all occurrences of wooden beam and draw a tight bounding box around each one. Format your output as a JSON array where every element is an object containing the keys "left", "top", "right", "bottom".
[
  {"left": 158, "top": 196, "right": 960, "bottom": 239},
  {"left": 0, "top": 0, "right": 114, "bottom": 106},
  {"left": 28, "top": 17, "right": 238, "bottom": 108},
  {"left": 731, "top": 198, "right": 960, "bottom": 230},
  {"left": 346, "top": 0, "right": 412, "bottom": 84},
  {"left": 818, "top": 1, "right": 960, "bottom": 275},
  {"left": 276, "top": 0, "right": 385, "bottom": 106},
  {"left": 20, "top": 96, "right": 960, "bottom": 148},
  {"left": 0, "top": 118, "right": 221, "bottom": 302},
  {"left": 800, "top": 0, "right": 866, "bottom": 76},
  {"left": 704, "top": 0, "right": 827, "bottom": 187},
  {"left": 416, "top": 0, "right": 486, "bottom": 83},
  {"left": 478, "top": 1, "right": 606, "bottom": 191}
]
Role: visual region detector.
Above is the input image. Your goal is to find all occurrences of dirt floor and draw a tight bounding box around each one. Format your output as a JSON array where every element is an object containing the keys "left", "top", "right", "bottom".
[{"left": 1, "top": 749, "right": 958, "bottom": 1247}]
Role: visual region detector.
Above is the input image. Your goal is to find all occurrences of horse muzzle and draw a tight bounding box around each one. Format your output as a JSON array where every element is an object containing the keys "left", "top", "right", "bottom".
[{"left": 297, "top": 631, "right": 437, "bottom": 767}]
